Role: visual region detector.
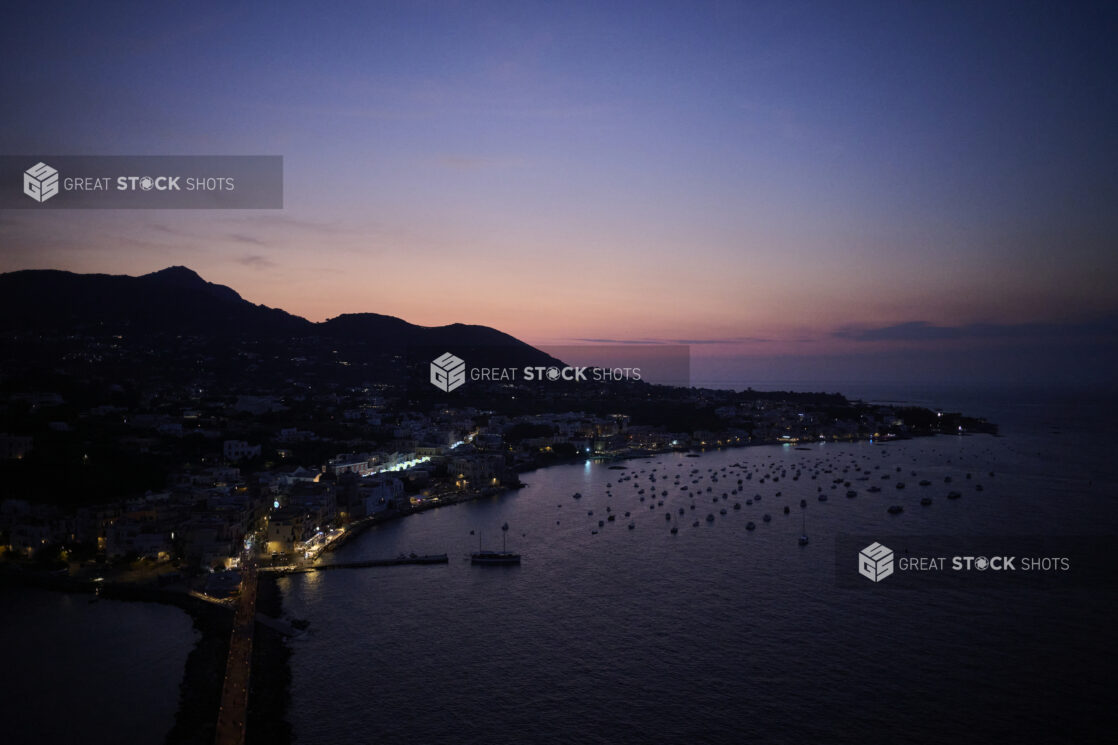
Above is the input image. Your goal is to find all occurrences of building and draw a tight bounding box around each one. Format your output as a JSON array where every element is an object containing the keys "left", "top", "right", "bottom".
[
  {"left": 325, "top": 453, "right": 375, "bottom": 477},
  {"left": 224, "top": 440, "right": 262, "bottom": 462},
  {"left": 359, "top": 476, "right": 405, "bottom": 516},
  {"left": 0, "top": 434, "right": 32, "bottom": 460}
]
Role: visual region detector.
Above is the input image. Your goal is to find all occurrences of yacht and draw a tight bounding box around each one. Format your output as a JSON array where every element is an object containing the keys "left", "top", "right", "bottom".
[{"left": 471, "top": 522, "right": 521, "bottom": 565}]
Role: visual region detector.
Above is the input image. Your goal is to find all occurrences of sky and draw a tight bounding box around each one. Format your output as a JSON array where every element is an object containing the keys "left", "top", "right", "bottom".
[{"left": 1, "top": 0, "right": 1116, "bottom": 386}]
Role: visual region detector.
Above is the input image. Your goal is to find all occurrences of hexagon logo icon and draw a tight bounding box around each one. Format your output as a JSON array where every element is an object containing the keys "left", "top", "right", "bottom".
[
  {"left": 430, "top": 352, "right": 466, "bottom": 392},
  {"left": 858, "top": 541, "right": 894, "bottom": 582},
  {"left": 24, "top": 162, "right": 59, "bottom": 203}
]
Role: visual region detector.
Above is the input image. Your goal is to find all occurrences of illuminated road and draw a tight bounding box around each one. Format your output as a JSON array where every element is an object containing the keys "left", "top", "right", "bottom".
[{"left": 214, "top": 558, "right": 257, "bottom": 745}]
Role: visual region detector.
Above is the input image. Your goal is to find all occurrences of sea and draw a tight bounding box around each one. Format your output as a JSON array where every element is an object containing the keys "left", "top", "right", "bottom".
[
  {"left": 0, "top": 587, "right": 197, "bottom": 745},
  {"left": 280, "top": 383, "right": 1118, "bottom": 744},
  {"left": 2, "top": 383, "right": 1115, "bottom": 744}
]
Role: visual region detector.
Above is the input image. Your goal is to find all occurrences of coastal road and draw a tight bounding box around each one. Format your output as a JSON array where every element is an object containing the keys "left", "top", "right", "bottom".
[{"left": 214, "top": 559, "right": 257, "bottom": 745}]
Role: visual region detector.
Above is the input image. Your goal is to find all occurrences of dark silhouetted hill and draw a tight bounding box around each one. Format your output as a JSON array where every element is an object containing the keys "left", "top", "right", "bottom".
[{"left": 0, "top": 266, "right": 559, "bottom": 367}]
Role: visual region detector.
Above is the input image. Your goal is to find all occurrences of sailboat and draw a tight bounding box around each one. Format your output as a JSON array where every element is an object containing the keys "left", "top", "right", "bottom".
[
  {"left": 798, "top": 511, "right": 809, "bottom": 546},
  {"left": 471, "top": 521, "right": 521, "bottom": 565}
]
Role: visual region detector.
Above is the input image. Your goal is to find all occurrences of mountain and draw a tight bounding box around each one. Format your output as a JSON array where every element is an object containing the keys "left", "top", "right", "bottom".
[
  {"left": 141, "top": 266, "right": 245, "bottom": 304},
  {"left": 0, "top": 266, "right": 559, "bottom": 368},
  {"left": 0, "top": 266, "right": 310, "bottom": 338},
  {"left": 319, "top": 313, "right": 541, "bottom": 349}
]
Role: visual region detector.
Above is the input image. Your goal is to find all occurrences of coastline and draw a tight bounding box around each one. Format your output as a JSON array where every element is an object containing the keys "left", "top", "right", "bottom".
[
  {"left": 0, "top": 571, "right": 233, "bottom": 745},
  {"left": 0, "top": 568, "right": 295, "bottom": 745},
  {"left": 2, "top": 427, "right": 999, "bottom": 742},
  {"left": 319, "top": 431, "right": 980, "bottom": 558},
  {"left": 247, "top": 570, "right": 293, "bottom": 745}
]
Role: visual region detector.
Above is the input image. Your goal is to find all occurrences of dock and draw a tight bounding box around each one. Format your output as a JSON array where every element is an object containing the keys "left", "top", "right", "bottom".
[
  {"left": 214, "top": 560, "right": 257, "bottom": 745},
  {"left": 313, "top": 553, "right": 449, "bottom": 570}
]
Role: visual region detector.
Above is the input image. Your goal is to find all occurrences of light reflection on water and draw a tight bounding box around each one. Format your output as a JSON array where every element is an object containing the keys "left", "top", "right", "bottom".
[{"left": 284, "top": 423, "right": 1117, "bottom": 745}]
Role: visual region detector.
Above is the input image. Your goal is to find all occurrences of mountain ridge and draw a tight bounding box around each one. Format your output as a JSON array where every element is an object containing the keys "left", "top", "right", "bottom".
[{"left": 0, "top": 267, "right": 555, "bottom": 367}]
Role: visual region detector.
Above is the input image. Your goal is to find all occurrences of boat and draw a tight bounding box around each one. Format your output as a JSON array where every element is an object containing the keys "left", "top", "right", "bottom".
[
  {"left": 746, "top": 521, "right": 756, "bottom": 530},
  {"left": 887, "top": 505, "right": 904, "bottom": 514},
  {"left": 798, "top": 512, "right": 809, "bottom": 545},
  {"left": 920, "top": 497, "right": 933, "bottom": 506},
  {"left": 471, "top": 550, "right": 521, "bottom": 565},
  {"left": 947, "top": 490, "right": 962, "bottom": 500},
  {"left": 846, "top": 490, "right": 857, "bottom": 498},
  {"left": 472, "top": 523, "right": 521, "bottom": 565}
]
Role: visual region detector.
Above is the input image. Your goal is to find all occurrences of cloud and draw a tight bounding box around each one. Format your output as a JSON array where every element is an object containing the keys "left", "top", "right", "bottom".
[
  {"left": 236, "top": 254, "right": 275, "bottom": 269},
  {"left": 436, "top": 155, "right": 525, "bottom": 171},
  {"left": 147, "top": 223, "right": 196, "bottom": 238},
  {"left": 570, "top": 336, "right": 778, "bottom": 345},
  {"left": 227, "top": 233, "right": 266, "bottom": 246},
  {"left": 219, "top": 214, "right": 351, "bottom": 236},
  {"left": 833, "top": 319, "right": 1118, "bottom": 342}
]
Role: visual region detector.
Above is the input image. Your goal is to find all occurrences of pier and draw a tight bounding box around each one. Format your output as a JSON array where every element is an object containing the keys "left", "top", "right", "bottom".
[
  {"left": 262, "top": 553, "right": 450, "bottom": 574},
  {"left": 315, "top": 553, "right": 449, "bottom": 570},
  {"left": 214, "top": 560, "right": 257, "bottom": 745}
]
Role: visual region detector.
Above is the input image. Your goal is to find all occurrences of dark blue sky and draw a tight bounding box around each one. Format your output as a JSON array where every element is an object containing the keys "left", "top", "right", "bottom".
[{"left": 2, "top": 1, "right": 1116, "bottom": 385}]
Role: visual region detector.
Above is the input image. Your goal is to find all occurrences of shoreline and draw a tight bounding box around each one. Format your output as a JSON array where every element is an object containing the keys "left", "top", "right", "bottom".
[
  {"left": 267, "top": 428, "right": 1008, "bottom": 742},
  {"left": 0, "top": 571, "right": 233, "bottom": 745},
  {"left": 247, "top": 570, "right": 293, "bottom": 745},
  {"left": 2, "top": 431, "right": 998, "bottom": 742},
  {"left": 318, "top": 431, "right": 984, "bottom": 559},
  {"left": 0, "top": 570, "right": 295, "bottom": 745}
]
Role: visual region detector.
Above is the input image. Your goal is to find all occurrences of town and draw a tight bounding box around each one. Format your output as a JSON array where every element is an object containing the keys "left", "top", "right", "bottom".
[{"left": 0, "top": 341, "right": 993, "bottom": 595}]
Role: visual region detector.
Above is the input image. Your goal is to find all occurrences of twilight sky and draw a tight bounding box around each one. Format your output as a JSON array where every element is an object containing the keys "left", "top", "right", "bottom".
[{"left": 2, "top": 1, "right": 1116, "bottom": 386}]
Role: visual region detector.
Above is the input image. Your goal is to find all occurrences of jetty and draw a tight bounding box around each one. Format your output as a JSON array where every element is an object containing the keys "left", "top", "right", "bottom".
[{"left": 314, "top": 554, "right": 449, "bottom": 570}]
